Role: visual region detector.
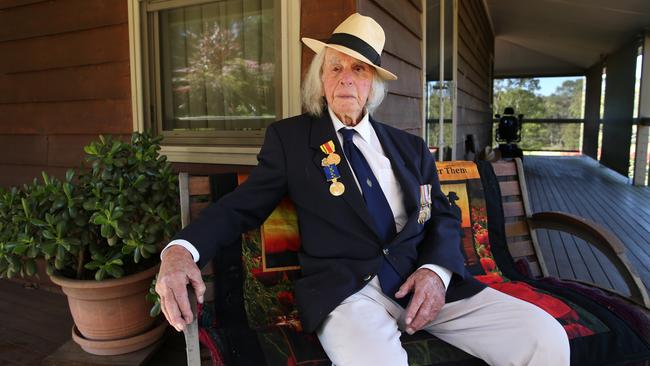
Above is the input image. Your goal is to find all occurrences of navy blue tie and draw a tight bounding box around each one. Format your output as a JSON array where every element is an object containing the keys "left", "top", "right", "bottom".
[{"left": 339, "top": 128, "right": 403, "bottom": 299}]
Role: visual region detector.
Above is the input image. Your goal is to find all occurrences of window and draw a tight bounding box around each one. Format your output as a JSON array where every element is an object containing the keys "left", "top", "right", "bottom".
[{"left": 140, "top": 0, "right": 298, "bottom": 151}]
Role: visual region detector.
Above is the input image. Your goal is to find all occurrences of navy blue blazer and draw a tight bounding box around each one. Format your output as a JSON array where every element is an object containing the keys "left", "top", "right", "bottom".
[{"left": 174, "top": 110, "right": 484, "bottom": 332}]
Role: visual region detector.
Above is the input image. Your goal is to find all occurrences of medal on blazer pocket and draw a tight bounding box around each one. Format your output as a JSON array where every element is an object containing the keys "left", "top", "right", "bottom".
[
  {"left": 325, "top": 153, "right": 341, "bottom": 166},
  {"left": 323, "top": 164, "right": 345, "bottom": 196},
  {"left": 418, "top": 184, "right": 432, "bottom": 224},
  {"left": 329, "top": 180, "right": 345, "bottom": 196},
  {"left": 320, "top": 140, "right": 345, "bottom": 196}
]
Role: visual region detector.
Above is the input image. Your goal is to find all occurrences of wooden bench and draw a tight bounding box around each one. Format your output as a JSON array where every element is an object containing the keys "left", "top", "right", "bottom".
[
  {"left": 179, "top": 159, "right": 650, "bottom": 365},
  {"left": 491, "top": 159, "right": 648, "bottom": 306}
]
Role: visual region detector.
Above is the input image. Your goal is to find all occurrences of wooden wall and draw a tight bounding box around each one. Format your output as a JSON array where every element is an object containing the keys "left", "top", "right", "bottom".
[
  {"left": 300, "top": 0, "right": 424, "bottom": 137},
  {"left": 455, "top": 0, "right": 493, "bottom": 158},
  {"left": 357, "top": 0, "right": 424, "bottom": 136},
  {"left": 300, "top": 0, "right": 356, "bottom": 80},
  {"left": 0, "top": 0, "right": 424, "bottom": 187},
  {"left": 0, "top": 0, "right": 132, "bottom": 188}
]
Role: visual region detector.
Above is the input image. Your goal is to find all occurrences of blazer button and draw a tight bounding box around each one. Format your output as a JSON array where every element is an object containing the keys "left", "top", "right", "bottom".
[
  {"left": 383, "top": 248, "right": 389, "bottom": 255},
  {"left": 363, "top": 274, "right": 372, "bottom": 281}
]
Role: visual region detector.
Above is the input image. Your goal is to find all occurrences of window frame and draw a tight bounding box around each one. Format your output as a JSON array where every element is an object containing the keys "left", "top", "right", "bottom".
[{"left": 133, "top": 0, "right": 301, "bottom": 164}]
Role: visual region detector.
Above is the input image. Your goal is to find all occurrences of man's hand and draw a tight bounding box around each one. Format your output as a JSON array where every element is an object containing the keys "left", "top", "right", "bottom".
[
  {"left": 394, "top": 268, "right": 446, "bottom": 335},
  {"left": 155, "top": 245, "right": 206, "bottom": 332}
]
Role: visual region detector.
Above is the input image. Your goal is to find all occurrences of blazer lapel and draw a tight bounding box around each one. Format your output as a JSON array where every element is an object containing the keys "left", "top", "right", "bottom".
[
  {"left": 308, "top": 112, "right": 379, "bottom": 239},
  {"left": 371, "top": 119, "right": 423, "bottom": 243}
]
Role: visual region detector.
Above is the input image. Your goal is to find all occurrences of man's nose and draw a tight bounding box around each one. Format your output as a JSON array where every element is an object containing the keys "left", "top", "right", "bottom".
[{"left": 339, "top": 70, "right": 354, "bottom": 85}]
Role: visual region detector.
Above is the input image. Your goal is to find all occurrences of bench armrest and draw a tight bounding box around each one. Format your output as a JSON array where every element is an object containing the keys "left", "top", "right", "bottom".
[
  {"left": 184, "top": 288, "right": 201, "bottom": 366},
  {"left": 528, "top": 211, "right": 650, "bottom": 308}
]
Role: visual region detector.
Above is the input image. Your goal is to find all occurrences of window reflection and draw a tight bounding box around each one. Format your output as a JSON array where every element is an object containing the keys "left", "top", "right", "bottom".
[{"left": 159, "top": 0, "right": 277, "bottom": 132}]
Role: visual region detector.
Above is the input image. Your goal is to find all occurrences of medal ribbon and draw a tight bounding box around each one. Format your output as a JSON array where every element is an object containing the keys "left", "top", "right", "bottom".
[
  {"left": 420, "top": 184, "right": 431, "bottom": 206},
  {"left": 320, "top": 140, "right": 335, "bottom": 155},
  {"left": 323, "top": 164, "right": 341, "bottom": 182}
]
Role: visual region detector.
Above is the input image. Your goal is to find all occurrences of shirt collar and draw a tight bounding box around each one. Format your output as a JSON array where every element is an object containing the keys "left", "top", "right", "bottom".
[{"left": 328, "top": 108, "right": 372, "bottom": 143}]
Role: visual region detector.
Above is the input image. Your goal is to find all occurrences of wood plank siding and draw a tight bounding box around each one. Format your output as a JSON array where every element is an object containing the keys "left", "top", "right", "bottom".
[
  {"left": 358, "top": 0, "right": 424, "bottom": 136},
  {"left": 300, "top": 0, "right": 356, "bottom": 80},
  {"left": 0, "top": 0, "right": 132, "bottom": 188},
  {"left": 455, "top": 0, "right": 493, "bottom": 158}
]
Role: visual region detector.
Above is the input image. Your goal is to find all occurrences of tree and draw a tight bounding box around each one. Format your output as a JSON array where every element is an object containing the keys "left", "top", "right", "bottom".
[
  {"left": 492, "top": 78, "right": 584, "bottom": 151},
  {"left": 544, "top": 79, "right": 584, "bottom": 150},
  {"left": 494, "top": 78, "right": 548, "bottom": 150},
  {"left": 545, "top": 79, "right": 584, "bottom": 119},
  {"left": 493, "top": 79, "right": 546, "bottom": 118}
]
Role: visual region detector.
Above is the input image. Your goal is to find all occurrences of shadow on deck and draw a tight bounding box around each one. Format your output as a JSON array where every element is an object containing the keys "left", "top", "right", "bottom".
[
  {"left": 0, "top": 280, "right": 72, "bottom": 366},
  {"left": 523, "top": 155, "right": 650, "bottom": 296}
]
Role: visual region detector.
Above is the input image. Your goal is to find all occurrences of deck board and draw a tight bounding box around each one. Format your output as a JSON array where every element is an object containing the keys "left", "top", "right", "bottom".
[
  {"left": 523, "top": 155, "right": 650, "bottom": 295},
  {"left": 0, "top": 280, "right": 72, "bottom": 366},
  {"left": 527, "top": 158, "right": 618, "bottom": 288}
]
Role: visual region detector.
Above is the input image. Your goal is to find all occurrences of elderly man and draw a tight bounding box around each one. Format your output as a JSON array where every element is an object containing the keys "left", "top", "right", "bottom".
[{"left": 156, "top": 13, "right": 569, "bottom": 366}]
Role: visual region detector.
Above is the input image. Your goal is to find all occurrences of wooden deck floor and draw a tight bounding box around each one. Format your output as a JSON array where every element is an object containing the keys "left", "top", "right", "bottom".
[
  {"left": 0, "top": 278, "right": 187, "bottom": 366},
  {"left": 523, "top": 155, "right": 650, "bottom": 296},
  {"left": 0, "top": 280, "right": 72, "bottom": 366}
]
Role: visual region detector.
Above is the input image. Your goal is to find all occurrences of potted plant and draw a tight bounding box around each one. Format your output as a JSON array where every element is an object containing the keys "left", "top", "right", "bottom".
[{"left": 0, "top": 132, "right": 180, "bottom": 355}]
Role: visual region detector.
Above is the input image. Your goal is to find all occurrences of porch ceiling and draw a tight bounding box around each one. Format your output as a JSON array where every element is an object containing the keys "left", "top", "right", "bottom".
[{"left": 486, "top": 0, "right": 650, "bottom": 77}]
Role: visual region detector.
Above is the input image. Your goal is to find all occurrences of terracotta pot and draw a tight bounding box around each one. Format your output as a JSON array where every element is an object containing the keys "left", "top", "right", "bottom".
[
  {"left": 50, "top": 264, "right": 160, "bottom": 343},
  {"left": 71, "top": 321, "right": 167, "bottom": 356}
]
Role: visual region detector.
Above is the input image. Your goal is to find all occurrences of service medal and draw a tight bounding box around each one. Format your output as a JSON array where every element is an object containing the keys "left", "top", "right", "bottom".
[
  {"left": 329, "top": 180, "right": 345, "bottom": 196},
  {"left": 320, "top": 140, "right": 345, "bottom": 196},
  {"left": 326, "top": 153, "right": 341, "bottom": 166},
  {"left": 418, "top": 184, "right": 433, "bottom": 224},
  {"left": 417, "top": 206, "right": 431, "bottom": 224},
  {"left": 323, "top": 164, "right": 344, "bottom": 196}
]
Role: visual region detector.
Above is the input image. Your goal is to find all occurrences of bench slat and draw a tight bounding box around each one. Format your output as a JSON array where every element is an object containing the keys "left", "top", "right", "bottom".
[
  {"left": 529, "top": 260, "right": 542, "bottom": 278},
  {"left": 500, "top": 181, "right": 521, "bottom": 197},
  {"left": 190, "top": 202, "right": 210, "bottom": 219},
  {"left": 507, "top": 239, "right": 536, "bottom": 258},
  {"left": 503, "top": 201, "right": 525, "bottom": 218},
  {"left": 505, "top": 220, "right": 529, "bottom": 238},
  {"left": 491, "top": 161, "right": 517, "bottom": 176},
  {"left": 188, "top": 177, "right": 211, "bottom": 196}
]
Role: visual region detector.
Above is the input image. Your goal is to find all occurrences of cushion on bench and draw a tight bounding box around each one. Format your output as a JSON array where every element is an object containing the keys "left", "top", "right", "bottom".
[{"left": 197, "top": 160, "right": 650, "bottom": 366}]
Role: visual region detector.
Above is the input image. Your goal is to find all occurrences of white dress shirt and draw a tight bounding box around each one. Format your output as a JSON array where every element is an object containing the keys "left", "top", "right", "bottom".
[
  {"left": 328, "top": 109, "right": 451, "bottom": 289},
  {"left": 163, "top": 110, "right": 452, "bottom": 290}
]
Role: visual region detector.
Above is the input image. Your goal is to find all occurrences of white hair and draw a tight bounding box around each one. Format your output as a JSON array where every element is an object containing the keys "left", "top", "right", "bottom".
[{"left": 301, "top": 49, "right": 388, "bottom": 117}]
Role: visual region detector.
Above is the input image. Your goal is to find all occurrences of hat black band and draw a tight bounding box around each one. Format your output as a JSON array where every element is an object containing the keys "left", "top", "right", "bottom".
[{"left": 327, "top": 33, "right": 382, "bottom": 67}]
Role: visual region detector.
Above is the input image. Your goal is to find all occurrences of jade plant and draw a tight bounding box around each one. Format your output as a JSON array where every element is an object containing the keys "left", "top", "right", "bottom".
[{"left": 0, "top": 132, "right": 180, "bottom": 281}]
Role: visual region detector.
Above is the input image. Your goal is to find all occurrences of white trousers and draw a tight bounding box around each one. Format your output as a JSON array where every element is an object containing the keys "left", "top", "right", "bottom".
[{"left": 317, "top": 278, "right": 570, "bottom": 366}]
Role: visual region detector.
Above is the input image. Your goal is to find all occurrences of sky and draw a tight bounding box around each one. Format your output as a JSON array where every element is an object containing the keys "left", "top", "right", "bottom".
[{"left": 537, "top": 76, "right": 583, "bottom": 96}]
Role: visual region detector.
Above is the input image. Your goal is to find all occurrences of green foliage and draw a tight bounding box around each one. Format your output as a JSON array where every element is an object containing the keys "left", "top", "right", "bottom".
[
  {"left": 241, "top": 232, "right": 297, "bottom": 328},
  {"left": 493, "top": 78, "right": 585, "bottom": 151},
  {"left": 0, "top": 187, "right": 34, "bottom": 278},
  {"left": 0, "top": 132, "right": 180, "bottom": 280},
  {"left": 544, "top": 79, "right": 584, "bottom": 119},
  {"left": 147, "top": 276, "right": 162, "bottom": 317},
  {"left": 180, "top": 21, "right": 275, "bottom": 118},
  {"left": 494, "top": 78, "right": 546, "bottom": 118}
]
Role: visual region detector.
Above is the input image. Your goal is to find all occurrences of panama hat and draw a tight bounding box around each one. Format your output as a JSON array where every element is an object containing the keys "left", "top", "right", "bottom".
[{"left": 301, "top": 13, "right": 398, "bottom": 80}]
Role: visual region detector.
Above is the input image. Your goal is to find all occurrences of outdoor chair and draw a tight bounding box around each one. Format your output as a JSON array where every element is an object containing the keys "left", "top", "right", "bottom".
[{"left": 179, "top": 159, "right": 650, "bottom": 365}]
